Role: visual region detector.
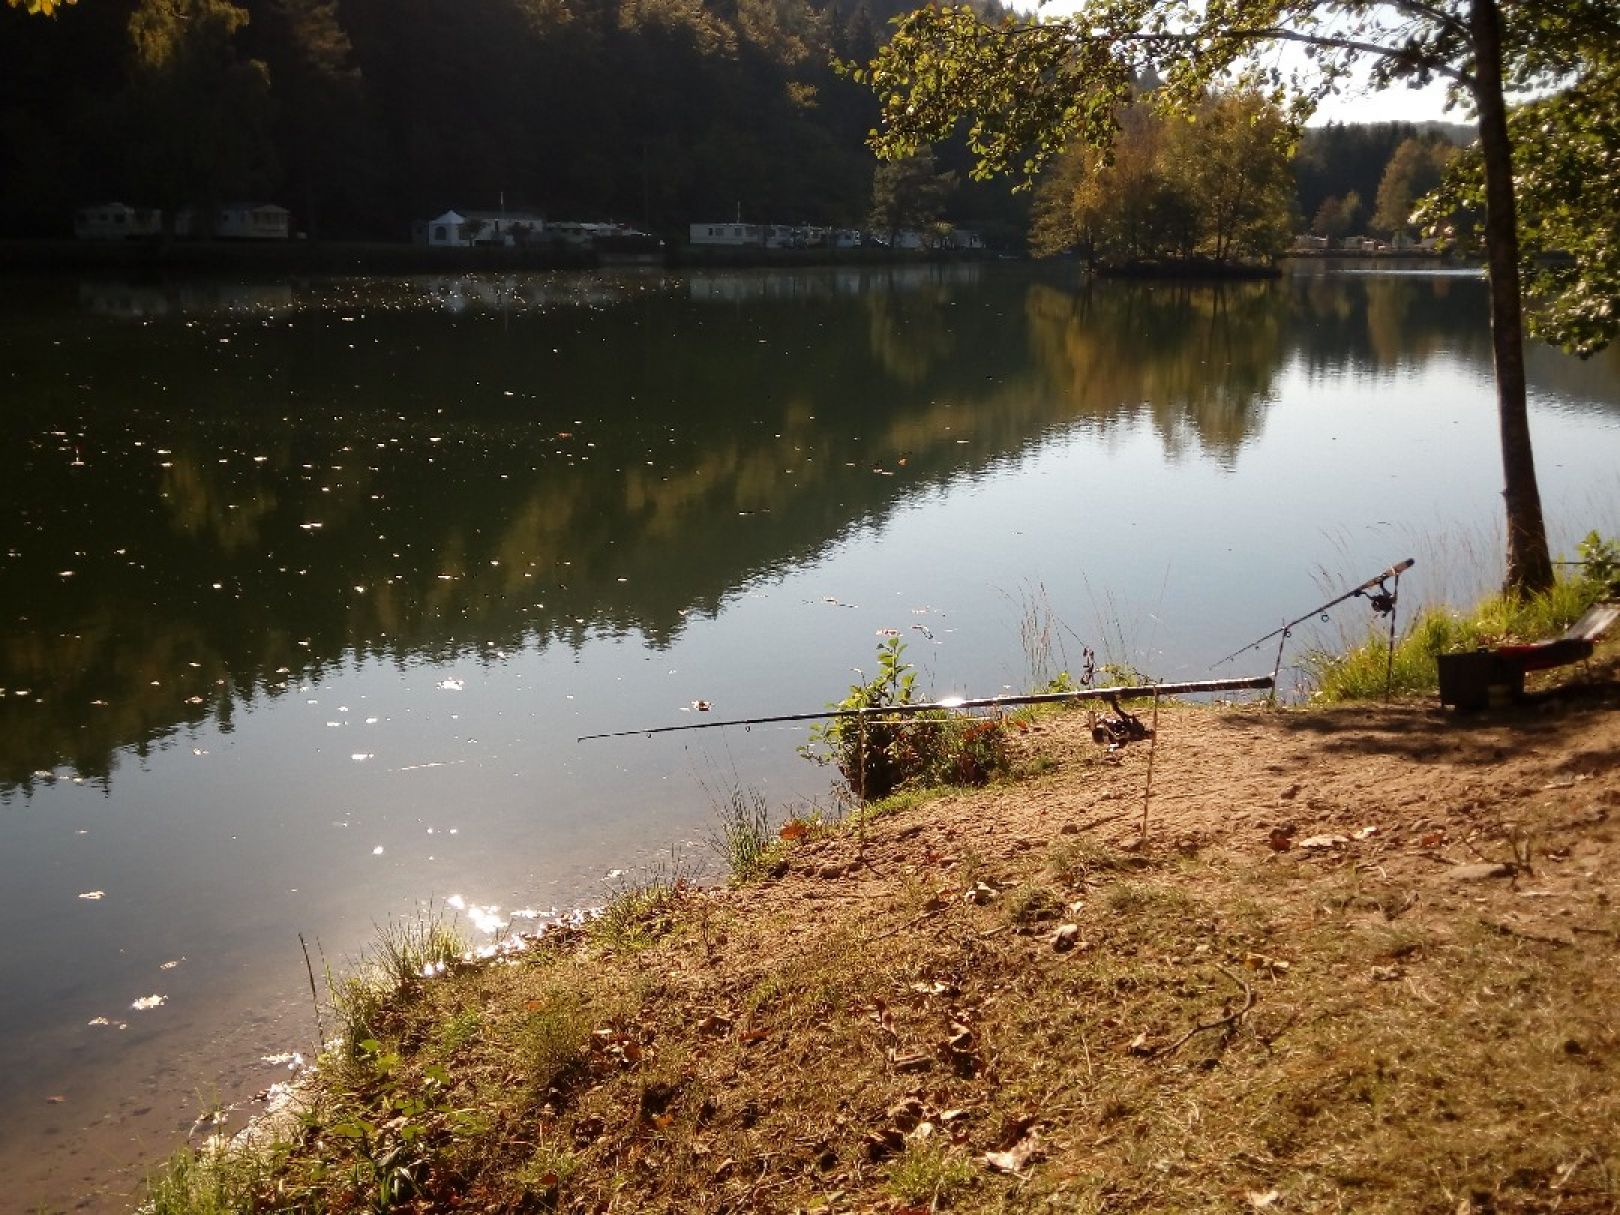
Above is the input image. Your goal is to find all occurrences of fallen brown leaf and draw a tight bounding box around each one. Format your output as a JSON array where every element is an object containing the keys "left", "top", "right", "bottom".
[{"left": 984, "top": 1133, "right": 1039, "bottom": 1174}]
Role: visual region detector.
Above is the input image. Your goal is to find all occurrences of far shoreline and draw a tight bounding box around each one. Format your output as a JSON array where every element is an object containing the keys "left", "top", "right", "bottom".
[{"left": 0, "top": 237, "right": 999, "bottom": 277}]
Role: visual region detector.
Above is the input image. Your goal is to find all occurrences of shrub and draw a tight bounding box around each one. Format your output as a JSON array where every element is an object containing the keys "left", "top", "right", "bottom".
[{"left": 802, "top": 637, "right": 1011, "bottom": 801}]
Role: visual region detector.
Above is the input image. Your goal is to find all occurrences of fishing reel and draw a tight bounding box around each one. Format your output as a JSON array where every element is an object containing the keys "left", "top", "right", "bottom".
[
  {"left": 1358, "top": 576, "right": 1398, "bottom": 617},
  {"left": 1090, "top": 692, "right": 1152, "bottom": 751}
]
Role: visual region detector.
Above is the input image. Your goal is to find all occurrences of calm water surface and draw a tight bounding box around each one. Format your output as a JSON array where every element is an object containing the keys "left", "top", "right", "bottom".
[{"left": 2, "top": 262, "right": 1617, "bottom": 1209}]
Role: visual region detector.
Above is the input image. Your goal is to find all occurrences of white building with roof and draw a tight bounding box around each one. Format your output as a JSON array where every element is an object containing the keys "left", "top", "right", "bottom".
[
  {"left": 214, "top": 203, "right": 291, "bottom": 240},
  {"left": 425, "top": 210, "right": 548, "bottom": 248},
  {"left": 74, "top": 203, "right": 162, "bottom": 240}
]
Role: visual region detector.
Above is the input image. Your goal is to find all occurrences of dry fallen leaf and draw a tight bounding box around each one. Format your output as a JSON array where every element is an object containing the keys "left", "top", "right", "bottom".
[
  {"left": 870, "top": 999, "right": 896, "bottom": 1036},
  {"left": 984, "top": 1134, "right": 1038, "bottom": 1174},
  {"left": 778, "top": 820, "right": 811, "bottom": 842},
  {"left": 1245, "top": 1189, "right": 1281, "bottom": 1209},
  {"left": 1297, "top": 834, "right": 1348, "bottom": 850}
]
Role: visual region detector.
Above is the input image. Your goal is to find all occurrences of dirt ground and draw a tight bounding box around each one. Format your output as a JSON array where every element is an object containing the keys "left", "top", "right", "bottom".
[
  {"left": 778, "top": 673, "right": 1620, "bottom": 949},
  {"left": 211, "top": 652, "right": 1620, "bottom": 1214}
]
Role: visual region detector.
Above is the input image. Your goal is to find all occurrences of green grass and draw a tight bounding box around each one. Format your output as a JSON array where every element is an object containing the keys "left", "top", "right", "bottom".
[
  {"left": 329, "top": 913, "right": 466, "bottom": 1051},
  {"left": 705, "top": 783, "right": 781, "bottom": 884},
  {"left": 520, "top": 984, "right": 598, "bottom": 1091},
  {"left": 1305, "top": 574, "right": 1607, "bottom": 703},
  {"left": 587, "top": 852, "right": 697, "bottom": 950},
  {"left": 887, "top": 1141, "right": 976, "bottom": 1205},
  {"left": 143, "top": 1139, "right": 283, "bottom": 1215}
]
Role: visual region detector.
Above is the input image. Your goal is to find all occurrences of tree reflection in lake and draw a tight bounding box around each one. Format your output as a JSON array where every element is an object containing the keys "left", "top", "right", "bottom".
[
  {"left": 1023, "top": 278, "right": 1287, "bottom": 464},
  {"left": 3, "top": 265, "right": 1618, "bottom": 799}
]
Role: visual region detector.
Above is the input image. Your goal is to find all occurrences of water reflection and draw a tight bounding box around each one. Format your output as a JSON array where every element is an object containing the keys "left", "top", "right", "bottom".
[
  {"left": 1024, "top": 279, "right": 1287, "bottom": 464},
  {"left": 2, "top": 266, "right": 1617, "bottom": 800},
  {"left": 78, "top": 280, "right": 297, "bottom": 320}
]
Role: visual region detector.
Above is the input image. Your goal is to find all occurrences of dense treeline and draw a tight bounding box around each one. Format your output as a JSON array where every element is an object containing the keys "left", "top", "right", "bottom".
[
  {"left": 1027, "top": 107, "right": 1478, "bottom": 266},
  {"left": 0, "top": 0, "right": 1024, "bottom": 240},
  {"left": 1295, "top": 120, "right": 1469, "bottom": 241},
  {"left": 0, "top": 1, "right": 1501, "bottom": 253}
]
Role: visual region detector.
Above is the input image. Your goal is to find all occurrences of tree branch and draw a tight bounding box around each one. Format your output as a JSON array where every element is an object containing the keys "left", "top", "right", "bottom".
[
  {"left": 1388, "top": 0, "right": 1471, "bottom": 42},
  {"left": 968, "top": 15, "right": 1477, "bottom": 90},
  {"left": 1184, "top": 26, "right": 1475, "bottom": 88}
]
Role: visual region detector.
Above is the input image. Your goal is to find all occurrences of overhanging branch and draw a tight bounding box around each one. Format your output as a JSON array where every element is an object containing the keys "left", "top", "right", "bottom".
[{"left": 957, "top": 15, "right": 1477, "bottom": 91}]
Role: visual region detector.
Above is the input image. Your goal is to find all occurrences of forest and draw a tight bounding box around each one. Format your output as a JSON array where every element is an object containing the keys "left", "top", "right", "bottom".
[
  {"left": 0, "top": 0, "right": 1470, "bottom": 252},
  {"left": 0, "top": 0, "right": 1035, "bottom": 242}
]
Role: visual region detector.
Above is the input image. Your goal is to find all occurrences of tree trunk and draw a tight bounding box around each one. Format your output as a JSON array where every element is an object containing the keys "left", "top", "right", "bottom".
[{"left": 1470, "top": 0, "right": 1554, "bottom": 595}]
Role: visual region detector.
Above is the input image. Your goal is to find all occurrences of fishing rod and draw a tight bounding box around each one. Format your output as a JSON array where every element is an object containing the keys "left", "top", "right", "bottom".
[
  {"left": 1215, "top": 557, "right": 1414, "bottom": 699},
  {"left": 576, "top": 674, "right": 1275, "bottom": 742}
]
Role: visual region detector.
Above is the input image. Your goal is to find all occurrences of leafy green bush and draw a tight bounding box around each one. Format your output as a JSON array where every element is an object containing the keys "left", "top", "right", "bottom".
[
  {"left": 802, "top": 637, "right": 1011, "bottom": 800},
  {"left": 1576, "top": 529, "right": 1620, "bottom": 594}
]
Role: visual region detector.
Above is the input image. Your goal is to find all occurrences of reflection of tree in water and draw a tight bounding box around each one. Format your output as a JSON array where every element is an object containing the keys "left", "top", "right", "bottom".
[
  {"left": 1023, "top": 279, "right": 1285, "bottom": 464},
  {"left": 1286, "top": 269, "right": 1620, "bottom": 409},
  {"left": 0, "top": 274, "right": 1064, "bottom": 794},
  {"left": 864, "top": 281, "right": 958, "bottom": 387},
  {"left": 1525, "top": 330, "right": 1620, "bottom": 412},
  {"left": 162, "top": 453, "right": 283, "bottom": 551},
  {"left": 1287, "top": 271, "right": 1492, "bottom": 376}
]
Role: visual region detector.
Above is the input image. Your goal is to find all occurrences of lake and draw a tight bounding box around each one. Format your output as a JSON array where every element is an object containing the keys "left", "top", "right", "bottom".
[{"left": 2, "top": 262, "right": 1617, "bottom": 1210}]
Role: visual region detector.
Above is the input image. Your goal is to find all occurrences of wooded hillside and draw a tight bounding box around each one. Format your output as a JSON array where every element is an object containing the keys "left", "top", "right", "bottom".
[{"left": 0, "top": 0, "right": 1021, "bottom": 240}]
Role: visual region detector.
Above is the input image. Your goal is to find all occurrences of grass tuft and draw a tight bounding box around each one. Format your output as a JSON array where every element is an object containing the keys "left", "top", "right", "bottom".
[
  {"left": 143, "top": 1138, "right": 281, "bottom": 1215},
  {"left": 520, "top": 984, "right": 597, "bottom": 1091},
  {"left": 329, "top": 913, "right": 465, "bottom": 1050},
  {"left": 887, "top": 1141, "right": 976, "bottom": 1205},
  {"left": 588, "top": 851, "right": 698, "bottom": 951},
  {"left": 706, "top": 783, "right": 779, "bottom": 883}
]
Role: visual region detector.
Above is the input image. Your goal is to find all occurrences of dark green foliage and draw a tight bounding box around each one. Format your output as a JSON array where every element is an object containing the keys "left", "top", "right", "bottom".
[
  {"left": 1294, "top": 122, "right": 1465, "bottom": 235},
  {"left": 0, "top": 0, "right": 1029, "bottom": 238},
  {"left": 868, "top": 148, "right": 956, "bottom": 243},
  {"left": 125, "top": 0, "right": 277, "bottom": 224}
]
